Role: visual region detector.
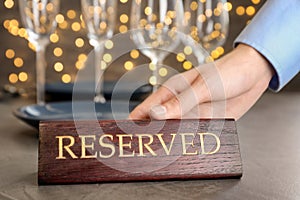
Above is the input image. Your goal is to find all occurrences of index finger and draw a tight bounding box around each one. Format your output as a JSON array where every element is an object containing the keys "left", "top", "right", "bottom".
[
  {"left": 129, "top": 68, "right": 199, "bottom": 119},
  {"left": 129, "top": 85, "right": 175, "bottom": 119}
]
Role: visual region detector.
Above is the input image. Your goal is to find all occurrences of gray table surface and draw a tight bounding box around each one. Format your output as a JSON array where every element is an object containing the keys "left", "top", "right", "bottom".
[{"left": 0, "top": 92, "right": 299, "bottom": 200}]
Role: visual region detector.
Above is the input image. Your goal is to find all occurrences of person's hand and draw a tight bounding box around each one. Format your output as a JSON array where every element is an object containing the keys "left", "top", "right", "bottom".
[{"left": 129, "top": 44, "right": 274, "bottom": 120}]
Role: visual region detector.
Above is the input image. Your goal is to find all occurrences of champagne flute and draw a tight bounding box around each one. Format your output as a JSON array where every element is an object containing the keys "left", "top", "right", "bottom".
[
  {"left": 130, "top": 0, "right": 184, "bottom": 92},
  {"left": 81, "top": 0, "right": 117, "bottom": 103},
  {"left": 183, "top": 0, "right": 229, "bottom": 55},
  {"left": 18, "top": 0, "right": 60, "bottom": 105}
]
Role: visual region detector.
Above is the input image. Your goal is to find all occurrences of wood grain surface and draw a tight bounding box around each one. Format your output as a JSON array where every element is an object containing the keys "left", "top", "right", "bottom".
[{"left": 38, "top": 119, "right": 242, "bottom": 185}]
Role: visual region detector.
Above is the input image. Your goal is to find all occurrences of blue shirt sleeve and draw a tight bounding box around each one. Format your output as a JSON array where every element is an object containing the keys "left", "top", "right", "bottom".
[{"left": 234, "top": 0, "right": 300, "bottom": 92}]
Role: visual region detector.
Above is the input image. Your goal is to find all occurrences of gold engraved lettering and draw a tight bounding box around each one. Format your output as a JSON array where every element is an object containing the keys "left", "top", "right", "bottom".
[
  {"left": 137, "top": 134, "right": 157, "bottom": 156},
  {"left": 99, "top": 134, "right": 115, "bottom": 158},
  {"left": 198, "top": 133, "right": 221, "bottom": 155},
  {"left": 56, "top": 136, "right": 78, "bottom": 159},
  {"left": 156, "top": 133, "right": 176, "bottom": 155},
  {"left": 79, "top": 135, "right": 97, "bottom": 159},
  {"left": 180, "top": 133, "right": 198, "bottom": 155},
  {"left": 117, "top": 134, "right": 135, "bottom": 157}
]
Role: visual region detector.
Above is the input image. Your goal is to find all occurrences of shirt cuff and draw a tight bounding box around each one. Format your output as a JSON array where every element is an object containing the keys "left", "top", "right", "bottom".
[{"left": 234, "top": 0, "right": 300, "bottom": 92}]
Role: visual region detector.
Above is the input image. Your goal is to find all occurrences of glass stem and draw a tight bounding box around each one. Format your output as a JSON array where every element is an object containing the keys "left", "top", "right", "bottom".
[
  {"left": 151, "top": 58, "right": 161, "bottom": 93},
  {"left": 35, "top": 43, "right": 47, "bottom": 105},
  {"left": 94, "top": 43, "right": 106, "bottom": 103}
]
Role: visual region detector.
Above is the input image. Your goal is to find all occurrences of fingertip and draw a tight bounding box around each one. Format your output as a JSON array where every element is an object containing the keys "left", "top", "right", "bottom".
[
  {"left": 149, "top": 105, "right": 167, "bottom": 120},
  {"left": 127, "top": 114, "right": 134, "bottom": 120},
  {"left": 129, "top": 106, "right": 147, "bottom": 120}
]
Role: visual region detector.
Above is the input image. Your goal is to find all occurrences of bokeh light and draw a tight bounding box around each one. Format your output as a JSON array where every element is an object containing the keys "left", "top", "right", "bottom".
[
  {"left": 71, "top": 22, "right": 81, "bottom": 32},
  {"left": 176, "top": 53, "right": 186, "bottom": 62},
  {"left": 183, "top": 61, "right": 193, "bottom": 70},
  {"left": 53, "top": 47, "right": 63, "bottom": 57},
  {"left": 75, "top": 38, "right": 85, "bottom": 48},
  {"left": 149, "top": 76, "right": 157, "bottom": 86},
  {"left": 119, "top": 25, "right": 128, "bottom": 33},
  {"left": 159, "top": 67, "right": 168, "bottom": 77},
  {"left": 54, "top": 62, "right": 64, "bottom": 72},
  {"left": 124, "top": 61, "right": 134, "bottom": 71},
  {"left": 184, "top": 46, "right": 193, "bottom": 55},
  {"left": 4, "top": 0, "right": 14, "bottom": 9},
  {"left": 9, "top": 73, "right": 18, "bottom": 84},
  {"left": 149, "top": 63, "right": 156, "bottom": 71},
  {"left": 2, "top": 0, "right": 265, "bottom": 89},
  {"left": 62, "top": 74, "right": 72, "bottom": 83},
  {"left": 236, "top": 6, "right": 245, "bottom": 16},
  {"left": 5, "top": 49, "right": 15, "bottom": 59},
  {"left": 251, "top": 0, "right": 260, "bottom": 4},
  {"left": 50, "top": 33, "right": 59, "bottom": 43},
  {"left": 224, "top": 2, "right": 233, "bottom": 12},
  {"left": 103, "top": 53, "right": 112, "bottom": 63},
  {"left": 14, "top": 57, "right": 24, "bottom": 68},
  {"left": 130, "top": 49, "right": 140, "bottom": 59},
  {"left": 18, "top": 72, "right": 28, "bottom": 82},
  {"left": 67, "top": 10, "right": 76, "bottom": 19},
  {"left": 55, "top": 14, "right": 65, "bottom": 23},
  {"left": 120, "top": 14, "right": 129, "bottom": 23},
  {"left": 246, "top": 6, "right": 256, "bottom": 16},
  {"left": 105, "top": 40, "right": 114, "bottom": 49}
]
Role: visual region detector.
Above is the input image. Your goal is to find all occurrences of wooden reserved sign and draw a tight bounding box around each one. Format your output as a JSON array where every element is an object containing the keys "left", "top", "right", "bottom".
[{"left": 38, "top": 119, "right": 242, "bottom": 185}]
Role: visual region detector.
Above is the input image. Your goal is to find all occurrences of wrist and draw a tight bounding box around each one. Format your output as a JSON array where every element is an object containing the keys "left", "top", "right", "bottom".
[
  {"left": 238, "top": 43, "right": 273, "bottom": 75},
  {"left": 216, "top": 43, "right": 274, "bottom": 86}
]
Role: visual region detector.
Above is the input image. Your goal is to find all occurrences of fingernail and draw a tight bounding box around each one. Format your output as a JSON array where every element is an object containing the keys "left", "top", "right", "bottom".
[{"left": 150, "top": 105, "right": 167, "bottom": 118}]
